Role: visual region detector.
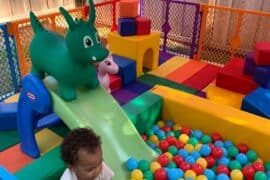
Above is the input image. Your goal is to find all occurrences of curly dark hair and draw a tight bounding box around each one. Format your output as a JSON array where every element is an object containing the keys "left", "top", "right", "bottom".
[{"left": 61, "top": 128, "right": 101, "bottom": 165}]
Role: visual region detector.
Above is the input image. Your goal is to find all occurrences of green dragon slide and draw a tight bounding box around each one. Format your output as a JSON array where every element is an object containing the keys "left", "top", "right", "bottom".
[{"left": 44, "top": 77, "right": 157, "bottom": 179}]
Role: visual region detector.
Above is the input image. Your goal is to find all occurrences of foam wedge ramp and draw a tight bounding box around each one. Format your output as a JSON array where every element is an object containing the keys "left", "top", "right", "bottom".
[
  {"left": 43, "top": 77, "right": 157, "bottom": 179},
  {"left": 241, "top": 87, "right": 270, "bottom": 119}
]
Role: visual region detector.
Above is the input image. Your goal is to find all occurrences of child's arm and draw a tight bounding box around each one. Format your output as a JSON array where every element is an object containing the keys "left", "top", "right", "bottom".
[{"left": 101, "top": 162, "right": 114, "bottom": 180}]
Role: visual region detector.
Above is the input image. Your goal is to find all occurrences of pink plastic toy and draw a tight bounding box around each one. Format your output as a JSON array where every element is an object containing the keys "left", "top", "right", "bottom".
[{"left": 97, "top": 53, "right": 119, "bottom": 93}]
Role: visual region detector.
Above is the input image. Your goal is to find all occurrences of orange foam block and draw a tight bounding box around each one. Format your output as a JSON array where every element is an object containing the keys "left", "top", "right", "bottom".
[
  {"left": 119, "top": 0, "right": 139, "bottom": 18},
  {"left": 0, "top": 144, "right": 34, "bottom": 173},
  {"left": 166, "top": 60, "right": 207, "bottom": 84}
]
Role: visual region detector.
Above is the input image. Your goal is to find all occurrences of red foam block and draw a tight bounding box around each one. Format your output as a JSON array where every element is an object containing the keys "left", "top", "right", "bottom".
[
  {"left": 216, "top": 58, "right": 258, "bottom": 94},
  {"left": 109, "top": 74, "right": 122, "bottom": 92},
  {"left": 254, "top": 42, "right": 270, "bottom": 65},
  {"left": 136, "top": 17, "right": 151, "bottom": 35}
]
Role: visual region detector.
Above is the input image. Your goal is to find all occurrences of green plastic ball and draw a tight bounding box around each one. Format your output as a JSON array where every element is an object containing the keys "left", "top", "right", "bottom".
[
  {"left": 188, "top": 137, "right": 199, "bottom": 146},
  {"left": 264, "top": 161, "right": 270, "bottom": 171},
  {"left": 254, "top": 171, "right": 267, "bottom": 180},
  {"left": 154, "top": 147, "right": 162, "bottom": 155},
  {"left": 167, "top": 161, "right": 177, "bottom": 168},
  {"left": 228, "top": 146, "right": 239, "bottom": 158},
  {"left": 146, "top": 129, "right": 154, "bottom": 137},
  {"left": 174, "top": 130, "right": 181, "bottom": 138},
  {"left": 168, "top": 146, "right": 178, "bottom": 155},
  {"left": 138, "top": 160, "right": 150, "bottom": 172},
  {"left": 201, "top": 135, "right": 211, "bottom": 144},
  {"left": 229, "top": 160, "right": 242, "bottom": 170},
  {"left": 143, "top": 170, "right": 154, "bottom": 180},
  {"left": 166, "top": 131, "right": 175, "bottom": 137},
  {"left": 246, "top": 150, "right": 258, "bottom": 162}
]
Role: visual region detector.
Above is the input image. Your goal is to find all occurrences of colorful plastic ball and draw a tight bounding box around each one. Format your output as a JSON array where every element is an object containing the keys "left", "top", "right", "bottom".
[
  {"left": 185, "top": 155, "right": 196, "bottom": 165},
  {"left": 242, "top": 165, "right": 255, "bottom": 179},
  {"left": 149, "top": 135, "right": 159, "bottom": 145},
  {"left": 181, "top": 126, "right": 191, "bottom": 135},
  {"left": 173, "top": 123, "right": 182, "bottom": 131},
  {"left": 214, "top": 140, "right": 224, "bottom": 147},
  {"left": 151, "top": 125, "right": 160, "bottom": 132},
  {"left": 126, "top": 157, "right": 139, "bottom": 171},
  {"left": 192, "top": 130, "right": 203, "bottom": 140},
  {"left": 191, "top": 163, "right": 204, "bottom": 175},
  {"left": 143, "top": 170, "right": 153, "bottom": 180},
  {"left": 147, "top": 141, "right": 157, "bottom": 149},
  {"left": 236, "top": 153, "right": 248, "bottom": 165},
  {"left": 138, "top": 160, "right": 150, "bottom": 172},
  {"left": 168, "top": 146, "right": 178, "bottom": 156},
  {"left": 167, "top": 168, "right": 183, "bottom": 180},
  {"left": 220, "top": 147, "right": 228, "bottom": 157},
  {"left": 157, "top": 154, "right": 169, "bottom": 167},
  {"left": 164, "top": 152, "right": 173, "bottom": 161},
  {"left": 237, "top": 143, "right": 249, "bottom": 153},
  {"left": 196, "top": 158, "right": 207, "bottom": 169},
  {"left": 146, "top": 129, "right": 155, "bottom": 136},
  {"left": 254, "top": 171, "right": 267, "bottom": 180},
  {"left": 166, "top": 136, "right": 177, "bottom": 145},
  {"left": 184, "top": 144, "right": 194, "bottom": 153},
  {"left": 156, "top": 130, "right": 166, "bottom": 140},
  {"left": 157, "top": 121, "right": 165, "bottom": 128},
  {"left": 191, "top": 151, "right": 201, "bottom": 160},
  {"left": 199, "top": 144, "right": 211, "bottom": 156},
  {"left": 205, "top": 156, "right": 216, "bottom": 168},
  {"left": 216, "top": 165, "right": 230, "bottom": 175},
  {"left": 150, "top": 161, "right": 161, "bottom": 172},
  {"left": 224, "top": 140, "right": 233, "bottom": 148},
  {"left": 178, "top": 149, "right": 189, "bottom": 158},
  {"left": 141, "top": 135, "right": 147, "bottom": 141},
  {"left": 188, "top": 137, "right": 199, "bottom": 146},
  {"left": 204, "top": 169, "right": 215, "bottom": 180},
  {"left": 211, "top": 133, "right": 222, "bottom": 142},
  {"left": 154, "top": 168, "right": 167, "bottom": 180},
  {"left": 166, "top": 131, "right": 175, "bottom": 137},
  {"left": 247, "top": 150, "right": 258, "bottom": 162},
  {"left": 201, "top": 135, "right": 212, "bottom": 144},
  {"left": 211, "top": 147, "right": 223, "bottom": 159},
  {"left": 227, "top": 146, "right": 239, "bottom": 158},
  {"left": 228, "top": 160, "right": 242, "bottom": 170},
  {"left": 167, "top": 161, "right": 177, "bottom": 169},
  {"left": 196, "top": 175, "right": 208, "bottom": 180},
  {"left": 266, "top": 170, "right": 270, "bottom": 178},
  {"left": 174, "top": 141, "right": 184, "bottom": 149},
  {"left": 256, "top": 158, "right": 263, "bottom": 163},
  {"left": 218, "top": 157, "right": 230, "bottom": 166},
  {"left": 161, "top": 125, "right": 171, "bottom": 133},
  {"left": 178, "top": 134, "right": 189, "bottom": 144},
  {"left": 131, "top": 169, "right": 144, "bottom": 180},
  {"left": 159, "top": 140, "right": 169, "bottom": 152},
  {"left": 179, "top": 161, "right": 191, "bottom": 172},
  {"left": 184, "top": 170, "right": 197, "bottom": 179},
  {"left": 252, "top": 162, "right": 265, "bottom": 171},
  {"left": 195, "top": 144, "right": 202, "bottom": 151},
  {"left": 165, "top": 120, "right": 174, "bottom": 127},
  {"left": 230, "top": 169, "right": 243, "bottom": 180},
  {"left": 173, "top": 155, "right": 184, "bottom": 165},
  {"left": 216, "top": 173, "right": 230, "bottom": 180},
  {"left": 154, "top": 147, "right": 162, "bottom": 155},
  {"left": 265, "top": 162, "right": 270, "bottom": 171}
]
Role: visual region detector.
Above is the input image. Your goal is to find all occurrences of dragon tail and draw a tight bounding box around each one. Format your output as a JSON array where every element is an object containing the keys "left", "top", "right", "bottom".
[{"left": 29, "top": 11, "right": 44, "bottom": 34}]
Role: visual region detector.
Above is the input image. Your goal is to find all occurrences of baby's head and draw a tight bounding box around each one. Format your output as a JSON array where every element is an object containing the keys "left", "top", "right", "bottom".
[{"left": 61, "top": 128, "right": 103, "bottom": 180}]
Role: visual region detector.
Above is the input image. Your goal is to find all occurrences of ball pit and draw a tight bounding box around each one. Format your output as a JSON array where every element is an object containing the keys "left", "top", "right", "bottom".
[{"left": 125, "top": 120, "right": 270, "bottom": 179}]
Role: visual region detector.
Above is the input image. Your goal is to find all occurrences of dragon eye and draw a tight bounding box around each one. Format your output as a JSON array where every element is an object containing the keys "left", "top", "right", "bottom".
[
  {"left": 83, "top": 36, "right": 93, "bottom": 48},
  {"left": 95, "top": 32, "right": 101, "bottom": 44}
]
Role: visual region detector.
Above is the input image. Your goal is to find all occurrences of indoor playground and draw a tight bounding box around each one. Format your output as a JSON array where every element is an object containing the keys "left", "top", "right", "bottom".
[{"left": 1, "top": 0, "right": 270, "bottom": 179}]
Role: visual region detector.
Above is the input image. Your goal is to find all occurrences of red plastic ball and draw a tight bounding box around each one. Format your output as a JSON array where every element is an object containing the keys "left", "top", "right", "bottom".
[
  {"left": 205, "top": 156, "right": 216, "bottom": 168},
  {"left": 154, "top": 168, "right": 167, "bottom": 180},
  {"left": 211, "top": 147, "right": 224, "bottom": 159},
  {"left": 141, "top": 135, "right": 147, "bottom": 141},
  {"left": 191, "top": 163, "right": 204, "bottom": 175},
  {"left": 165, "top": 136, "right": 177, "bottom": 146},
  {"left": 174, "top": 141, "right": 184, "bottom": 149},
  {"left": 159, "top": 140, "right": 169, "bottom": 152},
  {"left": 237, "top": 144, "right": 249, "bottom": 153},
  {"left": 242, "top": 165, "right": 255, "bottom": 178},
  {"left": 252, "top": 162, "right": 265, "bottom": 172},
  {"left": 179, "top": 161, "right": 191, "bottom": 172},
  {"left": 161, "top": 125, "right": 171, "bottom": 133},
  {"left": 208, "top": 143, "right": 215, "bottom": 150},
  {"left": 216, "top": 165, "right": 230, "bottom": 175},
  {"left": 157, "top": 154, "right": 169, "bottom": 167},
  {"left": 173, "top": 155, "right": 184, "bottom": 166},
  {"left": 211, "top": 133, "right": 222, "bottom": 142},
  {"left": 181, "top": 126, "right": 191, "bottom": 135}
]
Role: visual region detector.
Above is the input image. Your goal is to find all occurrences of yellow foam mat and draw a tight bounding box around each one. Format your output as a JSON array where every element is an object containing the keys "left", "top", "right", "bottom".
[
  {"left": 151, "top": 85, "right": 270, "bottom": 161},
  {"left": 202, "top": 79, "right": 216, "bottom": 92},
  {"left": 4, "top": 93, "right": 20, "bottom": 103},
  {"left": 149, "top": 56, "right": 189, "bottom": 77},
  {"left": 206, "top": 84, "right": 245, "bottom": 109},
  {"left": 35, "top": 128, "right": 63, "bottom": 156}
]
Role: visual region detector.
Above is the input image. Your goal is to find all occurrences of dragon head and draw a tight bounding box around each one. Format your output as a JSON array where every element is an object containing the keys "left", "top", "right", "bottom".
[{"left": 60, "top": 0, "right": 108, "bottom": 65}]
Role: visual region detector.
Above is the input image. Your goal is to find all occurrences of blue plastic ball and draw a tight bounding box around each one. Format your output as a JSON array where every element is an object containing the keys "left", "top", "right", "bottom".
[
  {"left": 216, "top": 173, "right": 230, "bottom": 180},
  {"left": 204, "top": 169, "right": 215, "bottom": 180},
  {"left": 224, "top": 140, "right": 233, "bottom": 148},
  {"left": 165, "top": 120, "right": 174, "bottom": 127},
  {"left": 192, "top": 130, "right": 203, "bottom": 139},
  {"left": 214, "top": 140, "right": 224, "bottom": 147},
  {"left": 152, "top": 125, "right": 160, "bottom": 132},
  {"left": 221, "top": 147, "right": 228, "bottom": 157},
  {"left": 185, "top": 155, "right": 196, "bottom": 165},
  {"left": 236, "top": 153, "right": 248, "bottom": 165},
  {"left": 199, "top": 144, "right": 211, "bottom": 156},
  {"left": 191, "top": 151, "right": 201, "bottom": 160},
  {"left": 178, "top": 149, "right": 189, "bottom": 158},
  {"left": 167, "top": 168, "right": 183, "bottom": 180},
  {"left": 146, "top": 140, "right": 157, "bottom": 149},
  {"left": 266, "top": 170, "right": 270, "bottom": 178},
  {"left": 218, "top": 157, "right": 230, "bottom": 166},
  {"left": 126, "top": 157, "right": 138, "bottom": 171},
  {"left": 156, "top": 130, "right": 166, "bottom": 140}
]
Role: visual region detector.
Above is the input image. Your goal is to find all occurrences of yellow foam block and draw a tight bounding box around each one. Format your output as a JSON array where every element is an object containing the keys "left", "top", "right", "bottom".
[
  {"left": 206, "top": 84, "right": 245, "bottom": 109},
  {"left": 151, "top": 85, "right": 270, "bottom": 161},
  {"left": 108, "top": 31, "right": 160, "bottom": 76},
  {"left": 4, "top": 93, "right": 20, "bottom": 103},
  {"left": 35, "top": 128, "right": 63, "bottom": 155},
  {"left": 149, "top": 56, "right": 189, "bottom": 77},
  {"left": 202, "top": 79, "right": 216, "bottom": 92}
]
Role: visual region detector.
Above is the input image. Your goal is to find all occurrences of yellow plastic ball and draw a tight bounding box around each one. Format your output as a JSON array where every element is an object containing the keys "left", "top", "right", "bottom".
[
  {"left": 195, "top": 143, "right": 202, "bottom": 151},
  {"left": 196, "top": 175, "right": 208, "bottom": 180},
  {"left": 184, "top": 170, "right": 197, "bottom": 179},
  {"left": 196, "top": 158, "right": 207, "bottom": 169},
  {"left": 131, "top": 169, "right": 143, "bottom": 180},
  {"left": 164, "top": 152, "right": 173, "bottom": 161},
  {"left": 184, "top": 144, "right": 194, "bottom": 153},
  {"left": 255, "top": 158, "right": 263, "bottom": 163},
  {"left": 230, "top": 169, "right": 243, "bottom": 180},
  {"left": 149, "top": 135, "right": 159, "bottom": 145},
  {"left": 150, "top": 161, "right": 161, "bottom": 172},
  {"left": 179, "top": 134, "right": 189, "bottom": 144},
  {"left": 173, "top": 123, "right": 182, "bottom": 131},
  {"left": 157, "top": 120, "right": 165, "bottom": 128}
]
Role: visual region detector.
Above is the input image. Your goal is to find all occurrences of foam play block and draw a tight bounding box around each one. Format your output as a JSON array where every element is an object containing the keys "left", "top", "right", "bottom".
[
  {"left": 136, "top": 17, "right": 151, "bottom": 35},
  {"left": 254, "top": 42, "right": 270, "bottom": 65},
  {"left": 119, "top": 0, "right": 139, "bottom": 18},
  {"left": 123, "top": 81, "right": 151, "bottom": 94},
  {"left": 112, "top": 88, "right": 138, "bottom": 105},
  {"left": 118, "top": 18, "right": 136, "bottom": 36},
  {"left": 0, "top": 102, "right": 17, "bottom": 130},
  {"left": 123, "top": 91, "right": 162, "bottom": 133},
  {"left": 0, "top": 166, "right": 17, "bottom": 180},
  {"left": 112, "top": 54, "right": 136, "bottom": 85},
  {"left": 241, "top": 87, "right": 270, "bottom": 119},
  {"left": 243, "top": 52, "right": 256, "bottom": 75},
  {"left": 254, "top": 66, "right": 270, "bottom": 88},
  {"left": 109, "top": 74, "right": 122, "bottom": 92},
  {"left": 216, "top": 58, "right": 258, "bottom": 94}
]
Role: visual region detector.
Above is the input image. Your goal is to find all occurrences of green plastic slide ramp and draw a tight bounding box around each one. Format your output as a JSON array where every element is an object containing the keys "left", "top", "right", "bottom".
[{"left": 44, "top": 78, "right": 157, "bottom": 179}]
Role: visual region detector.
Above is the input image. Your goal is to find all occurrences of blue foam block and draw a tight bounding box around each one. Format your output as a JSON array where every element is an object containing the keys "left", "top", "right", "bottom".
[
  {"left": 254, "top": 65, "right": 270, "bottom": 88},
  {"left": 112, "top": 54, "right": 136, "bottom": 85},
  {"left": 241, "top": 87, "right": 270, "bottom": 119},
  {"left": 118, "top": 18, "right": 136, "bottom": 36},
  {"left": 243, "top": 52, "right": 256, "bottom": 75},
  {"left": 0, "top": 166, "right": 17, "bottom": 180},
  {"left": 123, "top": 81, "right": 152, "bottom": 94},
  {"left": 0, "top": 102, "right": 17, "bottom": 130}
]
